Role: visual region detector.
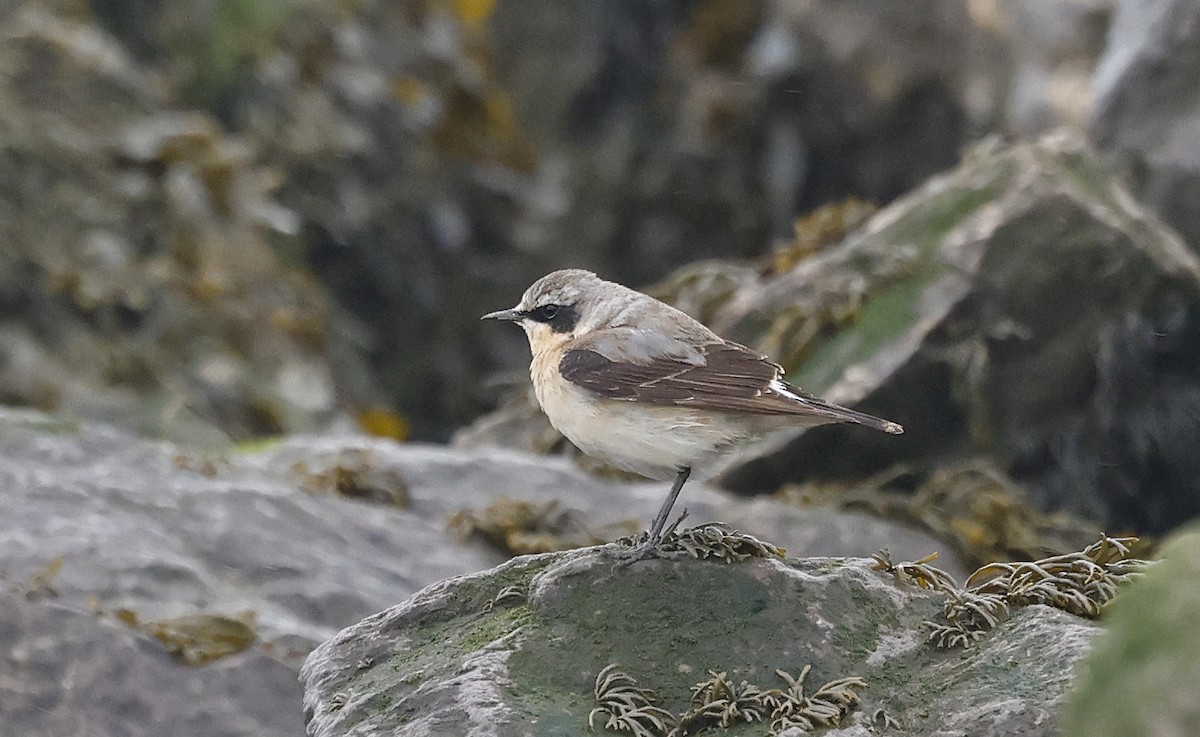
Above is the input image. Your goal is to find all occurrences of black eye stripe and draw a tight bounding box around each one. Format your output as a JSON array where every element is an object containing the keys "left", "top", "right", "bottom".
[{"left": 526, "top": 303, "right": 579, "bottom": 333}]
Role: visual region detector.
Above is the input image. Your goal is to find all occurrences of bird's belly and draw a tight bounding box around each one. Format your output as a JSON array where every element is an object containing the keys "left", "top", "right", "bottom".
[{"left": 532, "top": 364, "right": 744, "bottom": 481}]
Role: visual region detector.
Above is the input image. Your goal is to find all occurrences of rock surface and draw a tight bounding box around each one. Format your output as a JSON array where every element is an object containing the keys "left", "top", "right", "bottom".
[
  {"left": 0, "top": 407, "right": 956, "bottom": 736},
  {"left": 719, "top": 132, "right": 1200, "bottom": 539},
  {"left": 1091, "top": 0, "right": 1200, "bottom": 254},
  {"left": 0, "top": 594, "right": 299, "bottom": 737},
  {"left": 302, "top": 547, "right": 1098, "bottom": 737}
]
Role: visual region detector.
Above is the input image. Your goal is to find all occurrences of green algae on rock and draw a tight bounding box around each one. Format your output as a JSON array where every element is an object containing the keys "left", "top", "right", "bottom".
[{"left": 302, "top": 541, "right": 1102, "bottom": 737}]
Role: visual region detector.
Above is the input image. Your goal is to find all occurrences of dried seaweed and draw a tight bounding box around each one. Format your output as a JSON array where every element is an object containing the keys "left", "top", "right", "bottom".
[
  {"left": 771, "top": 197, "right": 878, "bottom": 274},
  {"left": 870, "top": 550, "right": 957, "bottom": 592},
  {"left": 449, "top": 497, "right": 630, "bottom": 555},
  {"left": 965, "top": 535, "right": 1144, "bottom": 617},
  {"left": 589, "top": 664, "right": 676, "bottom": 736},
  {"left": 768, "top": 668, "right": 866, "bottom": 734},
  {"left": 779, "top": 459, "right": 1105, "bottom": 570},
  {"left": 482, "top": 584, "right": 526, "bottom": 612},
  {"left": 291, "top": 449, "right": 409, "bottom": 506},
  {"left": 676, "top": 670, "right": 771, "bottom": 732},
  {"left": 617, "top": 522, "right": 786, "bottom": 563},
  {"left": 17, "top": 556, "right": 65, "bottom": 599},
  {"left": 878, "top": 536, "right": 1148, "bottom": 648},
  {"left": 588, "top": 663, "right": 866, "bottom": 737},
  {"left": 115, "top": 609, "right": 259, "bottom": 665}
]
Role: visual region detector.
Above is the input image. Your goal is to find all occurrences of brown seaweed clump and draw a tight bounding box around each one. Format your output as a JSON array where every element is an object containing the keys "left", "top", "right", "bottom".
[
  {"left": 451, "top": 497, "right": 638, "bottom": 555},
  {"left": 589, "top": 663, "right": 867, "bottom": 736},
  {"left": 874, "top": 535, "right": 1149, "bottom": 648},
  {"left": 589, "top": 664, "right": 675, "bottom": 737},
  {"left": 616, "top": 522, "right": 786, "bottom": 563},
  {"left": 114, "top": 609, "right": 258, "bottom": 665}
]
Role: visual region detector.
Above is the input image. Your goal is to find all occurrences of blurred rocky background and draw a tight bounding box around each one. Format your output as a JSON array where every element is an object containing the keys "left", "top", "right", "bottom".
[{"left": 2, "top": 0, "right": 1200, "bottom": 734}]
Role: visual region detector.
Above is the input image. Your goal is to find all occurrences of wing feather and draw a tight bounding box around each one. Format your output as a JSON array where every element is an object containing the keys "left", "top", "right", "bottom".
[{"left": 559, "top": 339, "right": 903, "bottom": 433}]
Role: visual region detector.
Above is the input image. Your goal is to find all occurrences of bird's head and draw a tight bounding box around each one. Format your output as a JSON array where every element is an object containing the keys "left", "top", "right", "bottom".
[{"left": 482, "top": 269, "right": 620, "bottom": 354}]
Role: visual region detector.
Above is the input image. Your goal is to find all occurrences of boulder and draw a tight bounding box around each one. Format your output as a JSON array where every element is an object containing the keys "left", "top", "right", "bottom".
[
  {"left": 717, "top": 132, "right": 1200, "bottom": 538},
  {"left": 0, "top": 594, "right": 300, "bottom": 737},
  {"left": 0, "top": 407, "right": 956, "bottom": 736},
  {"left": 0, "top": 408, "right": 492, "bottom": 737},
  {"left": 302, "top": 545, "right": 1100, "bottom": 737},
  {"left": 0, "top": 407, "right": 498, "bottom": 650}
]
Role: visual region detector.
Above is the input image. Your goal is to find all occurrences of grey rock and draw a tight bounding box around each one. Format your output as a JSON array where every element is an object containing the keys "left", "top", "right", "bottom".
[
  {"left": 0, "top": 594, "right": 301, "bottom": 737},
  {"left": 719, "top": 132, "right": 1200, "bottom": 537},
  {"left": 1091, "top": 0, "right": 1200, "bottom": 253},
  {"left": 0, "top": 409, "right": 496, "bottom": 648},
  {"left": 302, "top": 548, "right": 1097, "bottom": 737},
  {"left": 0, "top": 407, "right": 959, "bottom": 736},
  {"left": 0, "top": 408, "right": 493, "bottom": 737},
  {"left": 250, "top": 436, "right": 962, "bottom": 575}
]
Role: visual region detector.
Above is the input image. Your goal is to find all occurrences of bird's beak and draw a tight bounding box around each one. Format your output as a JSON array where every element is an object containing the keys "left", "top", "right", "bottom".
[{"left": 481, "top": 307, "right": 524, "bottom": 322}]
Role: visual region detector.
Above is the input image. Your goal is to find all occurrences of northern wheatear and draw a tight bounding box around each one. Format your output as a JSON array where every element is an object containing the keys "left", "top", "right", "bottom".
[{"left": 483, "top": 269, "right": 903, "bottom": 559}]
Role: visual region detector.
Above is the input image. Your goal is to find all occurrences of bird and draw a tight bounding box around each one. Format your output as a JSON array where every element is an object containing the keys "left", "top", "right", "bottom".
[{"left": 482, "top": 269, "right": 903, "bottom": 560}]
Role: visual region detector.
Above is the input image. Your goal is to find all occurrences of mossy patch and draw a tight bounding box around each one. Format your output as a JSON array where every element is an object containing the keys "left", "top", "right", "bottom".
[
  {"left": 791, "top": 172, "right": 1010, "bottom": 392},
  {"left": 507, "top": 556, "right": 899, "bottom": 720}
]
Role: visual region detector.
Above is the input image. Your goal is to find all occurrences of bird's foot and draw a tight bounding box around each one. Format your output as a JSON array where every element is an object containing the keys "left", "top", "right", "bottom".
[
  {"left": 613, "top": 509, "right": 689, "bottom": 566},
  {"left": 613, "top": 538, "right": 663, "bottom": 567}
]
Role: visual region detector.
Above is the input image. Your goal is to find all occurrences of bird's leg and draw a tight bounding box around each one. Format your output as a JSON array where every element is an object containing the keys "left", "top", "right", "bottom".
[{"left": 628, "top": 467, "right": 691, "bottom": 561}]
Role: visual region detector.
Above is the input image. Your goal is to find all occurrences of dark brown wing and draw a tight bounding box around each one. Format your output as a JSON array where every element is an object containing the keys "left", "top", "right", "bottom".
[{"left": 559, "top": 340, "right": 903, "bottom": 433}]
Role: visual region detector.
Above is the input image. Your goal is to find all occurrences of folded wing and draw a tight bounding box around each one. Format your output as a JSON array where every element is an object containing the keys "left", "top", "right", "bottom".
[{"left": 559, "top": 339, "right": 902, "bottom": 434}]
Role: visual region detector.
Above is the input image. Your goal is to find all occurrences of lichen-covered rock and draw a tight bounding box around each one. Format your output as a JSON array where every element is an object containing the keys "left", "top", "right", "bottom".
[
  {"left": 717, "top": 132, "right": 1200, "bottom": 538},
  {"left": 302, "top": 547, "right": 1099, "bottom": 737}
]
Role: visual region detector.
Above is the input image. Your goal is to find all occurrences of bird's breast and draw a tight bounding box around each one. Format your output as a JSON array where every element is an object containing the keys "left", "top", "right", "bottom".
[{"left": 528, "top": 349, "right": 748, "bottom": 481}]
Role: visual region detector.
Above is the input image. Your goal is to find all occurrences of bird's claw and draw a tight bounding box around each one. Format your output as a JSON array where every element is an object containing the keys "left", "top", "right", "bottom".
[{"left": 614, "top": 539, "right": 664, "bottom": 567}]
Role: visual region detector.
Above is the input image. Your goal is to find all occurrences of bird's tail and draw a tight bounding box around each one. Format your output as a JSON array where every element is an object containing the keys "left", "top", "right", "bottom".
[
  {"left": 775, "top": 380, "right": 904, "bottom": 434},
  {"left": 810, "top": 400, "right": 904, "bottom": 435}
]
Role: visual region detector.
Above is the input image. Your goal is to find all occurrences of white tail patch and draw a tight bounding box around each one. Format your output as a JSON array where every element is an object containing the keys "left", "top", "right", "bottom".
[{"left": 768, "top": 378, "right": 803, "bottom": 401}]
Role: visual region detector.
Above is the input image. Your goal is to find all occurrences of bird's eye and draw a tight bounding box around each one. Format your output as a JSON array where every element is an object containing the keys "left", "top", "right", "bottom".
[{"left": 526, "top": 302, "right": 578, "bottom": 332}]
